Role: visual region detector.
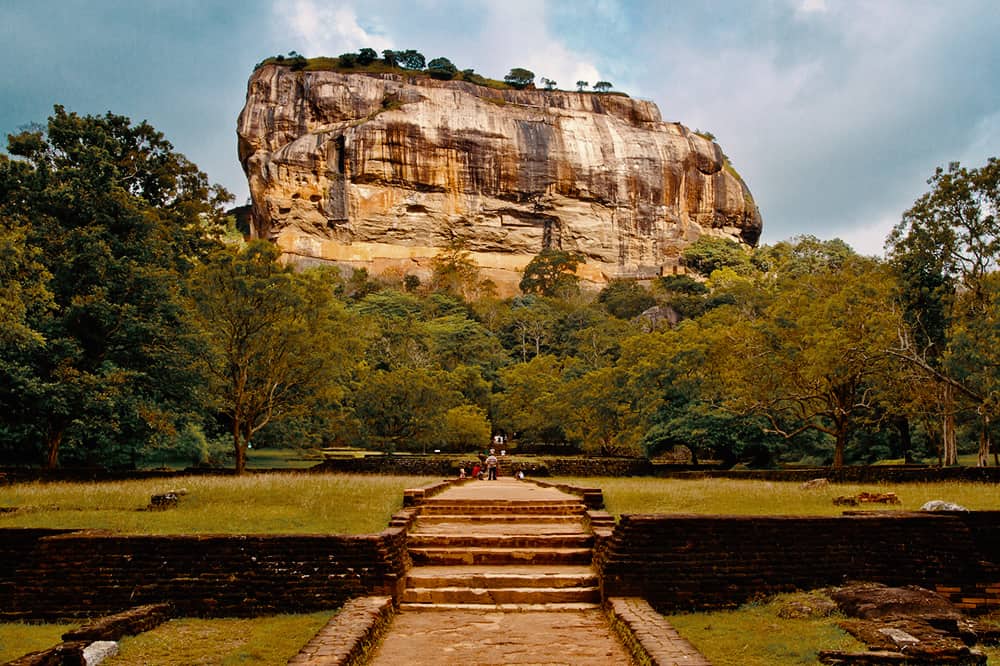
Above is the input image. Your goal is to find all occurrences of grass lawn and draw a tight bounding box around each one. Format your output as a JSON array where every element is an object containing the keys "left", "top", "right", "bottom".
[
  {"left": 668, "top": 599, "right": 1000, "bottom": 666},
  {"left": 555, "top": 477, "right": 1000, "bottom": 516},
  {"left": 0, "top": 473, "right": 438, "bottom": 534},
  {"left": 0, "top": 622, "right": 78, "bottom": 663},
  {"left": 665, "top": 593, "right": 865, "bottom": 666},
  {"left": 104, "top": 612, "right": 332, "bottom": 666}
]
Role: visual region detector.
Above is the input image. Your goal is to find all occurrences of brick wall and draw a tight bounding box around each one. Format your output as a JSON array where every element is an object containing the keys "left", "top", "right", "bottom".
[
  {"left": 599, "top": 512, "right": 999, "bottom": 612},
  {"left": 0, "top": 528, "right": 408, "bottom": 620}
]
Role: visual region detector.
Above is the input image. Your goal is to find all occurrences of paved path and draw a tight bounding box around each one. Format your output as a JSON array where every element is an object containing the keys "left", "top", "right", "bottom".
[
  {"left": 369, "top": 477, "right": 635, "bottom": 665},
  {"left": 368, "top": 608, "right": 631, "bottom": 665}
]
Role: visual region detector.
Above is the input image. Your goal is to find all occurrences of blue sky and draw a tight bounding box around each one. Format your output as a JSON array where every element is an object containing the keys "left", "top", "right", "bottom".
[{"left": 2, "top": 0, "right": 997, "bottom": 254}]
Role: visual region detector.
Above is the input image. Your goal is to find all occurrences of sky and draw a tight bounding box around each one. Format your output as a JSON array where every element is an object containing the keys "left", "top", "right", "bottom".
[{"left": 1, "top": 0, "right": 997, "bottom": 255}]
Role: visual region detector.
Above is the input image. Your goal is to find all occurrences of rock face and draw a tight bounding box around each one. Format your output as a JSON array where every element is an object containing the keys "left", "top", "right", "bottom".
[{"left": 237, "top": 65, "right": 762, "bottom": 292}]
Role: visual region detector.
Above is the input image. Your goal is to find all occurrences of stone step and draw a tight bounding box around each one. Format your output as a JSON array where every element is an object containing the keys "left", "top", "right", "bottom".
[
  {"left": 410, "top": 513, "right": 580, "bottom": 525},
  {"left": 409, "top": 521, "right": 587, "bottom": 537},
  {"left": 409, "top": 546, "right": 593, "bottom": 566},
  {"left": 400, "top": 586, "right": 600, "bottom": 605},
  {"left": 408, "top": 533, "right": 593, "bottom": 549},
  {"left": 406, "top": 565, "right": 597, "bottom": 590},
  {"left": 417, "top": 505, "right": 587, "bottom": 517},
  {"left": 397, "top": 602, "right": 602, "bottom": 612},
  {"left": 419, "top": 499, "right": 585, "bottom": 510}
]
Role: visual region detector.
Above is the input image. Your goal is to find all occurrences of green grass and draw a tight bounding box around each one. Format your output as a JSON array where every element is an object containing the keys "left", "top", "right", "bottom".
[
  {"left": 0, "top": 622, "right": 78, "bottom": 662},
  {"left": 666, "top": 593, "right": 865, "bottom": 666},
  {"left": 104, "top": 612, "right": 332, "bottom": 666},
  {"left": 555, "top": 477, "right": 1000, "bottom": 516},
  {"left": 0, "top": 473, "right": 438, "bottom": 534}
]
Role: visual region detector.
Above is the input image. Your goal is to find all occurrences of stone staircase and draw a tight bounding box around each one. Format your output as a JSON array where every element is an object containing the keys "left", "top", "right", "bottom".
[{"left": 400, "top": 486, "right": 601, "bottom": 611}]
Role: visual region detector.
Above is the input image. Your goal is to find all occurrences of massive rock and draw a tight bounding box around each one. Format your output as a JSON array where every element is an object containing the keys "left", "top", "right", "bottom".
[{"left": 237, "top": 64, "right": 762, "bottom": 293}]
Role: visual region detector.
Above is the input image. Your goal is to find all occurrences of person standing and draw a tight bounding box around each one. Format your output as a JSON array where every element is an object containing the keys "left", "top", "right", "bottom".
[{"left": 485, "top": 450, "right": 499, "bottom": 480}]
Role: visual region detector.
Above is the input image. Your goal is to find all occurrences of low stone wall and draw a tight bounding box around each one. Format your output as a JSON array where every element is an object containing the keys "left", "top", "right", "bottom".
[
  {"left": 653, "top": 465, "right": 1000, "bottom": 483},
  {"left": 599, "top": 512, "right": 1000, "bottom": 612},
  {"left": 288, "top": 596, "right": 394, "bottom": 666},
  {"left": 0, "top": 528, "right": 407, "bottom": 620}
]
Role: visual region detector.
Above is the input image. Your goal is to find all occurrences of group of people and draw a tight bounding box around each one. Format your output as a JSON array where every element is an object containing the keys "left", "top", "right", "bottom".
[{"left": 459, "top": 448, "right": 524, "bottom": 480}]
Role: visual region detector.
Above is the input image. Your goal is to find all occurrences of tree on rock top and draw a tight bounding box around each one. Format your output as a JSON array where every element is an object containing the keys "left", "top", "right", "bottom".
[{"left": 504, "top": 67, "right": 535, "bottom": 89}]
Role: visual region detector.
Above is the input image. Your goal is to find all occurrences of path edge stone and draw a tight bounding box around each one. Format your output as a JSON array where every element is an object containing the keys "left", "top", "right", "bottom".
[
  {"left": 606, "top": 596, "right": 712, "bottom": 666},
  {"left": 287, "top": 595, "right": 394, "bottom": 665}
]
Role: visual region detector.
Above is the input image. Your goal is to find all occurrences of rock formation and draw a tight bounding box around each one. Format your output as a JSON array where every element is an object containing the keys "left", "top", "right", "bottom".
[{"left": 237, "top": 64, "right": 762, "bottom": 293}]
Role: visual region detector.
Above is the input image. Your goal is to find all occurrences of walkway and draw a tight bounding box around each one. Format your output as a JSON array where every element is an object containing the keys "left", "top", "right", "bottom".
[{"left": 368, "top": 477, "right": 632, "bottom": 665}]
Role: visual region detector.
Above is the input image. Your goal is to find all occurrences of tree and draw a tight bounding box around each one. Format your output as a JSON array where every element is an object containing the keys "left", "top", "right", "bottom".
[
  {"left": 886, "top": 158, "right": 1000, "bottom": 465},
  {"left": 352, "top": 366, "right": 462, "bottom": 453},
  {"left": 382, "top": 50, "right": 399, "bottom": 67},
  {"left": 427, "top": 57, "right": 458, "bottom": 80},
  {"left": 338, "top": 52, "right": 358, "bottom": 67},
  {"left": 504, "top": 68, "right": 535, "bottom": 89},
  {"left": 723, "top": 255, "right": 901, "bottom": 467},
  {"left": 540, "top": 77, "right": 557, "bottom": 90},
  {"left": 397, "top": 50, "right": 426, "bottom": 70},
  {"left": 519, "top": 249, "right": 585, "bottom": 297},
  {"left": 187, "top": 242, "right": 359, "bottom": 473},
  {"left": 682, "top": 236, "right": 751, "bottom": 276},
  {"left": 0, "top": 106, "right": 231, "bottom": 468},
  {"left": 593, "top": 81, "right": 613, "bottom": 92},
  {"left": 598, "top": 280, "right": 655, "bottom": 319},
  {"left": 357, "top": 48, "right": 378, "bottom": 65},
  {"left": 430, "top": 239, "right": 481, "bottom": 298},
  {"left": 576, "top": 80, "right": 589, "bottom": 92}
]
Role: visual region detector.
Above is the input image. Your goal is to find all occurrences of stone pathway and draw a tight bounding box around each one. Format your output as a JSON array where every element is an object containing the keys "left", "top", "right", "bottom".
[{"left": 369, "top": 477, "right": 632, "bottom": 664}]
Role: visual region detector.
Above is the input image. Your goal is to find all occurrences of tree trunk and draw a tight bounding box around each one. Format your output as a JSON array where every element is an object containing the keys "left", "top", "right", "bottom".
[
  {"left": 941, "top": 383, "right": 958, "bottom": 466},
  {"left": 233, "top": 417, "right": 246, "bottom": 475},
  {"left": 979, "top": 411, "right": 990, "bottom": 467},
  {"left": 894, "top": 416, "right": 913, "bottom": 463},
  {"left": 45, "top": 426, "right": 64, "bottom": 469},
  {"left": 833, "top": 428, "right": 846, "bottom": 468}
]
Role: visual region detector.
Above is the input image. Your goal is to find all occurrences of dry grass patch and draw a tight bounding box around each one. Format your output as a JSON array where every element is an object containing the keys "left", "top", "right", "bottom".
[
  {"left": 555, "top": 477, "right": 1000, "bottom": 516},
  {"left": 0, "top": 473, "right": 438, "bottom": 534},
  {"left": 104, "top": 612, "right": 332, "bottom": 666},
  {"left": 666, "top": 593, "right": 864, "bottom": 666},
  {"left": 0, "top": 622, "right": 78, "bottom": 662}
]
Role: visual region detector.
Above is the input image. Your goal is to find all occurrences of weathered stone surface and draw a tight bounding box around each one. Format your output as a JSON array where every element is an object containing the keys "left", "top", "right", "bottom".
[
  {"left": 830, "top": 583, "right": 962, "bottom": 623},
  {"left": 238, "top": 65, "right": 762, "bottom": 293}
]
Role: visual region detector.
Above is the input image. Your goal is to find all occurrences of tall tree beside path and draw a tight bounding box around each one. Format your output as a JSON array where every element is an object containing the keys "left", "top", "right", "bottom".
[
  {"left": 186, "top": 242, "right": 360, "bottom": 474},
  {"left": 0, "top": 106, "right": 231, "bottom": 468},
  {"left": 887, "top": 157, "right": 1000, "bottom": 465}
]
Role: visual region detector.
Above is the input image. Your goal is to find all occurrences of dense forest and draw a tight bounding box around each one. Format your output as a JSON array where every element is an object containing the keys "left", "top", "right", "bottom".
[{"left": 2, "top": 107, "right": 998, "bottom": 473}]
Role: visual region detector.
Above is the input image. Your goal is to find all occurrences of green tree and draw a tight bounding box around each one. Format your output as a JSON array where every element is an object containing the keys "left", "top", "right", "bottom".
[
  {"left": 598, "top": 280, "right": 655, "bottom": 319},
  {"left": 540, "top": 77, "right": 557, "bottom": 90},
  {"left": 495, "top": 355, "right": 572, "bottom": 446},
  {"left": 723, "top": 256, "right": 900, "bottom": 467},
  {"left": 576, "top": 80, "right": 589, "bottom": 92},
  {"left": 504, "top": 68, "right": 535, "bottom": 89},
  {"left": 593, "top": 81, "right": 613, "bottom": 92},
  {"left": 357, "top": 48, "right": 378, "bottom": 65},
  {"left": 886, "top": 158, "right": 1000, "bottom": 465},
  {"left": 682, "top": 236, "right": 751, "bottom": 276},
  {"left": 430, "top": 240, "right": 481, "bottom": 298},
  {"left": 427, "top": 57, "right": 458, "bottom": 80},
  {"left": 186, "top": 242, "right": 359, "bottom": 473},
  {"left": 0, "top": 106, "right": 231, "bottom": 468},
  {"left": 397, "top": 50, "right": 426, "bottom": 70},
  {"left": 352, "top": 366, "right": 462, "bottom": 453},
  {"left": 382, "top": 50, "right": 399, "bottom": 67},
  {"left": 519, "top": 249, "right": 585, "bottom": 297}
]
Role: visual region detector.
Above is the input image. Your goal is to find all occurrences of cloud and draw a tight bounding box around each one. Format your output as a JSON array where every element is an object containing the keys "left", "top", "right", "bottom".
[
  {"left": 277, "top": 0, "right": 392, "bottom": 56},
  {"left": 794, "top": 0, "right": 828, "bottom": 16}
]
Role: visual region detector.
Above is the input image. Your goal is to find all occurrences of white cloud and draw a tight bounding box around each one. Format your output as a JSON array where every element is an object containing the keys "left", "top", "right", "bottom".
[
  {"left": 277, "top": 1, "right": 392, "bottom": 57},
  {"left": 795, "top": 0, "right": 828, "bottom": 16}
]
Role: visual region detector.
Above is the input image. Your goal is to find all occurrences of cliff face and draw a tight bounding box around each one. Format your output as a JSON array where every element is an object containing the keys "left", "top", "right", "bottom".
[{"left": 237, "top": 65, "right": 762, "bottom": 292}]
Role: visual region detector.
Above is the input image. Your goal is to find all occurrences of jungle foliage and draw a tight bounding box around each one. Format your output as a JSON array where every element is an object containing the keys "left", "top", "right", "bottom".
[{"left": 2, "top": 107, "right": 998, "bottom": 472}]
